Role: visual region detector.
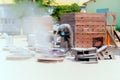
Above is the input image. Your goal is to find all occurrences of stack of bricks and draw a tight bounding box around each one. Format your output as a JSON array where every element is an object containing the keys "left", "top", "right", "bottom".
[{"left": 61, "top": 12, "right": 107, "bottom": 48}]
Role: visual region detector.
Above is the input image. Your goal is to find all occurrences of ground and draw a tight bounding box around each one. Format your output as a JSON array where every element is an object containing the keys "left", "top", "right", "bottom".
[{"left": 0, "top": 34, "right": 120, "bottom": 80}]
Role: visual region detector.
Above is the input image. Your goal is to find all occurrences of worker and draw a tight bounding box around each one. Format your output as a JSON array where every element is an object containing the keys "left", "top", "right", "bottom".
[{"left": 58, "top": 27, "right": 71, "bottom": 49}]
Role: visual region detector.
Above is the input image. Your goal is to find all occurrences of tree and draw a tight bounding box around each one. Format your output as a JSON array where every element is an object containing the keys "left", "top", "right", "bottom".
[{"left": 51, "top": 3, "right": 81, "bottom": 21}]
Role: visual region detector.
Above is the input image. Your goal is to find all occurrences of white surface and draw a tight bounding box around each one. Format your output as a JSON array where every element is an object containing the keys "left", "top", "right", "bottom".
[
  {"left": 72, "top": 47, "right": 97, "bottom": 51},
  {"left": 97, "top": 45, "right": 107, "bottom": 53},
  {"left": 0, "top": 35, "right": 120, "bottom": 80}
]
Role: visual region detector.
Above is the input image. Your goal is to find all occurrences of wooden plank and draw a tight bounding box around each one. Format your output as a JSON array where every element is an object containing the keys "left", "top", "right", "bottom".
[
  {"left": 114, "top": 30, "right": 120, "bottom": 42},
  {"left": 106, "top": 29, "right": 118, "bottom": 48}
]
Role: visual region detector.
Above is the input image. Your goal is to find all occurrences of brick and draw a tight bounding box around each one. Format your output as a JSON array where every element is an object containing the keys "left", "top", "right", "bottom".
[{"left": 60, "top": 12, "right": 108, "bottom": 48}]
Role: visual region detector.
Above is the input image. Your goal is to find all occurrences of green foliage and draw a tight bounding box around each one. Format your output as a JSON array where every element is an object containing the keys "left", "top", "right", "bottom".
[
  {"left": 35, "top": 0, "right": 40, "bottom": 2},
  {"left": 70, "top": 3, "right": 81, "bottom": 12},
  {"left": 51, "top": 3, "right": 81, "bottom": 21}
]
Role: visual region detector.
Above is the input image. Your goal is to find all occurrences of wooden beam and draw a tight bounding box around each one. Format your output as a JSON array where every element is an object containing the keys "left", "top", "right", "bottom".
[
  {"left": 114, "top": 30, "right": 120, "bottom": 42},
  {"left": 106, "top": 29, "right": 118, "bottom": 48}
]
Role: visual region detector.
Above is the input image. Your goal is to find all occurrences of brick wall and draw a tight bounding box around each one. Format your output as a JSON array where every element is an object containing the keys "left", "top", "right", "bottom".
[{"left": 61, "top": 12, "right": 107, "bottom": 48}]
